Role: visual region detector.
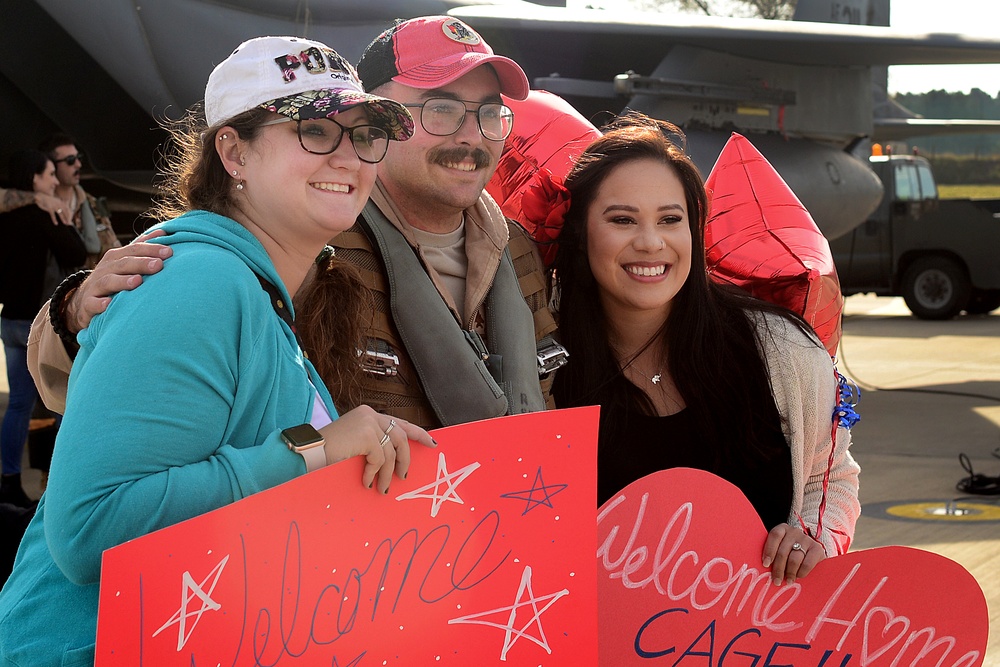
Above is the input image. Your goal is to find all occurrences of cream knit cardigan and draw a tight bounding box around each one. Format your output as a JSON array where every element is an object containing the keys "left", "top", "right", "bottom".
[{"left": 754, "top": 311, "right": 861, "bottom": 556}]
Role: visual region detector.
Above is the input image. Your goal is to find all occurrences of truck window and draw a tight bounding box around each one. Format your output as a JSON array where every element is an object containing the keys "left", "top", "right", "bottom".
[
  {"left": 894, "top": 163, "right": 920, "bottom": 201},
  {"left": 916, "top": 163, "right": 937, "bottom": 200}
]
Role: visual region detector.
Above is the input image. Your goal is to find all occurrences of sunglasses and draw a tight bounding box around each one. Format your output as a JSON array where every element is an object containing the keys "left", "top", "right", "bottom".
[{"left": 54, "top": 153, "right": 84, "bottom": 166}]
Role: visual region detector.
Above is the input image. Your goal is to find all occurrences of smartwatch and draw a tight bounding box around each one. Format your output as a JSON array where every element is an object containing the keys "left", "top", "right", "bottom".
[{"left": 281, "top": 424, "right": 326, "bottom": 473}]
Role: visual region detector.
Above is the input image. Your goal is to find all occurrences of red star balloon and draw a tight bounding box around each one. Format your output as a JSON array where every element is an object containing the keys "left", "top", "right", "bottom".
[{"left": 705, "top": 133, "right": 844, "bottom": 356}]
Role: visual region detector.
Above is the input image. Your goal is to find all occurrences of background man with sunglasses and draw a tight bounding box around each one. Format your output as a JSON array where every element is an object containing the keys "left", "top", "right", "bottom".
[
  {"left": 28, "top": 16, "right": 559, "bottom": 431},
  {"left": 39, "top": 134, "right": 120, "bottom": 269}
]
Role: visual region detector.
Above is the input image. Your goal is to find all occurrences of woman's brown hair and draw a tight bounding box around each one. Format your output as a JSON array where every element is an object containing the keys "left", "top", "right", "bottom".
[
  {"left": 150, "top": 106, "right": 271, "bottom": 222},
  {"left": 295, "top": 253, "right": 371, "bottom": 412}
]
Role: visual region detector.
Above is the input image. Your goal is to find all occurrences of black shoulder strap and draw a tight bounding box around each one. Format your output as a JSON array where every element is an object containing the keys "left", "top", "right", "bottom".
[{"left": 254, "top": 273, "right": 306, "bottom": 355}]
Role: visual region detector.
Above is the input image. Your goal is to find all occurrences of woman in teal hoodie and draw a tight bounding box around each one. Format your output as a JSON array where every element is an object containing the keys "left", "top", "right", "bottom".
[{"left": 0, "top": 36, "right": 431, "bottom": 666}]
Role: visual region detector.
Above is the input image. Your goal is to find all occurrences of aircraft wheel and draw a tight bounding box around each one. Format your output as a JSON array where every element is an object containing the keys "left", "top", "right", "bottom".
[
  {"left": 901, "top": 256, "right": 971, "bottom": 320},
  {"left": 965, "top": 289, "right": 1000, "bottom": 315}
]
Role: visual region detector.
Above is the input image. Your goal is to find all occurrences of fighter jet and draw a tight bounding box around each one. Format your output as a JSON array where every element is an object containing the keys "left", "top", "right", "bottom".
[{"left": 3, "top": 0, "right": 1000, "bottom": 238}]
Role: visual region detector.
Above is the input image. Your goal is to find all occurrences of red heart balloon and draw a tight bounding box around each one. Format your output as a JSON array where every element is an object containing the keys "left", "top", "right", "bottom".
[
  {"left": 597, "top": 468, "right": 988, "bottom": 666},
  {"left": 705, "top": 133, "right": 844, "bottom": 357},
  {"left": 486, "top": 90, "right": 601, "bottom": 266}
]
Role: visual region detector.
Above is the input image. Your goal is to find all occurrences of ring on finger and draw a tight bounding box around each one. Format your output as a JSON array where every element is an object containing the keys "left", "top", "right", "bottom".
[
  {"left": 379, "top": 433, "right": 391, "bottom": 448},
  {"left": 384, "top": 419, "right": 396, "bottom": 436},
  {"left": 791, "top": 542, "right": 804, "bottom": 552}
]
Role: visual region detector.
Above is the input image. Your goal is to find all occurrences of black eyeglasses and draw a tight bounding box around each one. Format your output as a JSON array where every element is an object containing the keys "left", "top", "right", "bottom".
[
  {"left": 54, "top": 153, "right": 84, "bottom": 166},
  {"left": 401, "top": 98, "right": 514, "bottom": 141},
  {"left": 260, "top": 117, "right": 390, "bottom": 164}
]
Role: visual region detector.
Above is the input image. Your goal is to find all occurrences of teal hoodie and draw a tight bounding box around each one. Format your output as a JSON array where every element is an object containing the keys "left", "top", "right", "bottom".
[{"left": 0, "top": 211, "right": 338, "bottom": 666}]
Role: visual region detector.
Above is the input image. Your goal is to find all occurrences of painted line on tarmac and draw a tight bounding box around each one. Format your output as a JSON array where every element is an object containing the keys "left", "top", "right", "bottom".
[{"left": 865, "top": 499, "right": 1000, "bottom": 523}]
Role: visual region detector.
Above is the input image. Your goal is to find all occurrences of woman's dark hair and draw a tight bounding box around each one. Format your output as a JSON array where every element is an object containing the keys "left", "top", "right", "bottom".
[
  {"left": 551, "top": 111, "right": 812, "bottom": 464},
  {"left": 8, "top": 150, "right": 51, "bottom": 192}
]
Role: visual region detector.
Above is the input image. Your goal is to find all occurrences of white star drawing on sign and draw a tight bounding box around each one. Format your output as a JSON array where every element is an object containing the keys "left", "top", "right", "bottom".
[
  {"left": 395, "top": 452, "right": 480, "bottom": 518},
  {"left": 152, "top": 554, "right": 229, "bottom": 650},
  {"left": 448, "top": 565, "right": 569, "bottom": 661}
]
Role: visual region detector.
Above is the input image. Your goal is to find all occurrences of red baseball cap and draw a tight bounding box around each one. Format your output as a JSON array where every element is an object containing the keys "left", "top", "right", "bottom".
[{"left": 357, "top": 16, "right": 529, "bottom": 100}]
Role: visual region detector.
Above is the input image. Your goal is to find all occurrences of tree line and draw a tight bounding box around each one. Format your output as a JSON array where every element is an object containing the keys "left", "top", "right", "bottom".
[{"left": 893, "top": 89, "right": 1000, "bottom": 160}]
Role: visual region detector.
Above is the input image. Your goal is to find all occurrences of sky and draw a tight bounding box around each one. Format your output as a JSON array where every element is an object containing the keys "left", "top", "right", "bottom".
[{"left": 887, "top": 0, "right": 1000, "bottom": 95}]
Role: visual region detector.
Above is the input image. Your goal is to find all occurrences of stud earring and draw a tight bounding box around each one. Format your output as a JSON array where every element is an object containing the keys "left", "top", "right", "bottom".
[
  {"left": 232, "top": 170, "right": 238, "bottom": 176},
  {"left": 239, "top": 156, "right": 245, "bottom": 166},
  {"left": 220, "top": 134, "right": 229, "bottom": 140}
]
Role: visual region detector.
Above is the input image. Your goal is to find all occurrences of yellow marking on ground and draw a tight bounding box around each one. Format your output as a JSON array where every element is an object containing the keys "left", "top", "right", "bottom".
[{"left": 885, "top": 501, "right": 1000, "bottom": 522}]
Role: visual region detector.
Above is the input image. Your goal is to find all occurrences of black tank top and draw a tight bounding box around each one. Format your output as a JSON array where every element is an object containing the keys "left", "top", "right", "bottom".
[{"left": 598, "top": 407, "right": 794, "bottom": 530}]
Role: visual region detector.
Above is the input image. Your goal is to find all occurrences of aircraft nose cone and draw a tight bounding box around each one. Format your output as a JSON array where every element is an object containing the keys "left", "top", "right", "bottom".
[
  {"left": 805, "top": 149, "right": 885, "bottom": 240},
  {"left": 687, "top": 130, "right": 883, "bottom": 241}
]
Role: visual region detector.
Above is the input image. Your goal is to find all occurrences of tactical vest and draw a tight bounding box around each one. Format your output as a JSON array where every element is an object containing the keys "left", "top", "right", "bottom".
[{"left": 333, "top": 202, "right": 559, "bottom": 429}]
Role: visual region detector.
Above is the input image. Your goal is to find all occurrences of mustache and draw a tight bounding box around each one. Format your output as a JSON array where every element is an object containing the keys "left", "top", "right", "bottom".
[{"left": 429, "top": 147, "right": 492, "bottom": 170}]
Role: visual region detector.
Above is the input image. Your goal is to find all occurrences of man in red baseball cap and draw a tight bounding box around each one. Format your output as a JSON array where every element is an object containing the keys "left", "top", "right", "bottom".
[
  {"left": 31, "top": 16, "right": 563, "bottom": 431},
  {"left": 314, "top": 16, "right": 561, "bottom": 427}
]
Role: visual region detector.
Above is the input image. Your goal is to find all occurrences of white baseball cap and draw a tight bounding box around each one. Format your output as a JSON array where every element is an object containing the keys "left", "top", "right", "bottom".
[{"left": 204, "top": 36, "right": 413, "bottom": 140}]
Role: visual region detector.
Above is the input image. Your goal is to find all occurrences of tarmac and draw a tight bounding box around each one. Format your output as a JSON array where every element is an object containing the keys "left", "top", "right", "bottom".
[{"left": 2, "top": 294, "right": 999, "bottom": 662}]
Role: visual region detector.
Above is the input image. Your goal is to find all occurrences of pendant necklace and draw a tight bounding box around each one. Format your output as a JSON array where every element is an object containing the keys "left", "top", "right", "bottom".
[
  {"left": 616, "top": 340, "right": 666, "bottom": 387},
  {"left": 632, "top": 367, "right": 662, "bottom": 385}
]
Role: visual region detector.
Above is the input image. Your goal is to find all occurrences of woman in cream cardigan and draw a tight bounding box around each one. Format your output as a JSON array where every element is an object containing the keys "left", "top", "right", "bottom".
[{"left": 549, "top": 112, "right": 860, "bottom": 587}]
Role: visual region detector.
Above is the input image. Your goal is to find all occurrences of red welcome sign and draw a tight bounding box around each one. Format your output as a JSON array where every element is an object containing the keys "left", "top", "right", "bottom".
[
  {"left": 597, "top": 468, "right": 989, "bottom": 666},
  {"left": 97, "top": 412, "right": 989, "bottom": 666},
  {"left": 96, "top": 407, "right": 600, "bottom": 666}
]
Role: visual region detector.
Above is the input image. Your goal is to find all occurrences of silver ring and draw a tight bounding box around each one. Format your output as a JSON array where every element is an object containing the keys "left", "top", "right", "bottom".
[
  {"left": 56, "top": 208, "right": 63, "bottom": 214},
  {"left": 379, "top": 433, "right": 391, "bottom": 448},
  {"left": 384, "top": 419, "right": 396, "bottom": 436},
  {"left": 791, "top": 542, "right": 804, "bottom": 552}
]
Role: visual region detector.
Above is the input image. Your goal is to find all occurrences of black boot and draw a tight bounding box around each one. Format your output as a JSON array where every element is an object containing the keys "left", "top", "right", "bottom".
[{"left": 0, "top": 474, "right": 33, "bottom": 509}]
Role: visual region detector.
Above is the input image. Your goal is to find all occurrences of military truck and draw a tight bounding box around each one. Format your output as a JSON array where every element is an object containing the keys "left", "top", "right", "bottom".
[{"left": 830, "top": 154, "right": 1000, "bottom": 319}]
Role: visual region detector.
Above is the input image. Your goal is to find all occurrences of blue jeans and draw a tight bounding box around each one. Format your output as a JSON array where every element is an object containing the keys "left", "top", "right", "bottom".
[{"left": 1, "top": 318, "right": 38, "bottom": 475}]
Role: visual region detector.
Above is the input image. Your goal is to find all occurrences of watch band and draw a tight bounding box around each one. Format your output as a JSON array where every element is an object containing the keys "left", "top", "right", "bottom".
[{"left": 297, "top": 443, "right": 326, "bottom": 473}]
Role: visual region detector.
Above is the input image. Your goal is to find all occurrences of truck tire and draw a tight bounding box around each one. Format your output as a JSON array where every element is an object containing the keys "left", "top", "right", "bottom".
[
  {"left": 901, "top": 257, "right": 971, "bottom": 320},
  {"left": 966, "top": 289, "right": 1000, "bottom": 315}
]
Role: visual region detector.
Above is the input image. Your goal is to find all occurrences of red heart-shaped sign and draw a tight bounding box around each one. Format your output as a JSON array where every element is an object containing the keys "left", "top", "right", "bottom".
[{"left": 597, "top": 468, "right": 988, "bottom": 666}]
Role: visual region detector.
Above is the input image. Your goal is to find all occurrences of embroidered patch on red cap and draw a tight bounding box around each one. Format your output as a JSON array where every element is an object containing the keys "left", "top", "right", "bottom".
[{"left": 441, "top": 18, "right": 481, "bottom": 45}]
